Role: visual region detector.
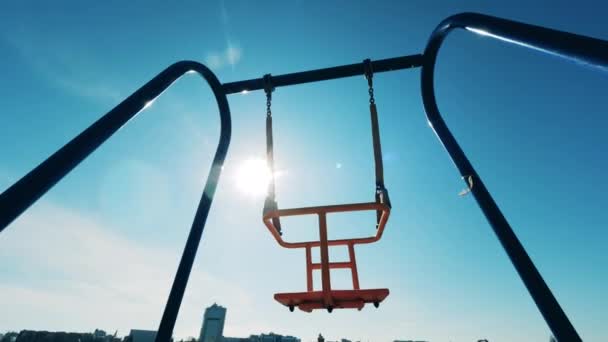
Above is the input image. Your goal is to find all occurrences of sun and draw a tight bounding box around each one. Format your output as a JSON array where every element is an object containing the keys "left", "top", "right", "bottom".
[{"left": 234, "top": 158, "right": 272, "bottom": 197}]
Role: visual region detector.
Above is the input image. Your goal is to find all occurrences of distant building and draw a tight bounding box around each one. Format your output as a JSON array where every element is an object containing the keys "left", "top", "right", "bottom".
[
  {"left": 198, "top": 303, "right": 300, "bottom": 342},
  {"left": 8, "top": 334, "right": 18, "bottom": 342},
  {"left": 1, "top": 332, "right": 17, "bottom": 342},
  {"left": 248, "top": 333, "right": 299, "bottom": 342},
  {"left": 94, "top": 330, "right": 107, "bottom": 339},
  {"left": 92, "top": 330, "right": 120, "bottom": 342},
  {"left": 223, "top": 333, "right": 299, "bottom": 342},
  {"left": 15, "top": 330, "right": 94, "bottom": 342},
  {"left": 222, "top": 338, "right": 247, "bottom": 342},
  {"left": 94, "top": 329, "right": 117, "bottom": 342},
  {"left": 199, "top": 304, "right": 227, "bottom": 342},
  {"left": 129, "top": 330, "right": 157, "bottom": 342},
  {"left": 11, "top": 330, "right": 121, "bottom": 342}
]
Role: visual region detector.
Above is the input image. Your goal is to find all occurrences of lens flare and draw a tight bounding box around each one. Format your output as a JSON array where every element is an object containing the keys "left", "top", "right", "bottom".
[{"left": 235, "top": 158, "right": 272, "bottom": 197}]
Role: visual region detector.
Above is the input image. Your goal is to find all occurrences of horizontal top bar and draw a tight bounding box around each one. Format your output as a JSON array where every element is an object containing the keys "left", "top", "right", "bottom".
[{"left": 222, "top": 53, "right": 423, "bottom": 94}]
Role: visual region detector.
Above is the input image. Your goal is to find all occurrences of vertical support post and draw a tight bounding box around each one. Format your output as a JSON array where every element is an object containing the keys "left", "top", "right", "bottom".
[
  {"left": 318, "top": 213, "right": 333, "bottom": 307},
  {"left": 348, "top": 243, "right": 360, "bottom": 290},
  {"left": 420, "top": 13, "right": 596, "bottom": 341},
  {"left": 306, "top": 245, "right": 313, "bottom": 292}
]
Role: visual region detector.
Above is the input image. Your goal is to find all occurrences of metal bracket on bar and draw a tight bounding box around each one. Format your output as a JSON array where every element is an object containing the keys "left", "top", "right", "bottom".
[
  {"left": 363, "top": 58, "right": 373, "bottom": 82},
  {"left": 263, "top": 73, "right": 275, "bottom": 94}
]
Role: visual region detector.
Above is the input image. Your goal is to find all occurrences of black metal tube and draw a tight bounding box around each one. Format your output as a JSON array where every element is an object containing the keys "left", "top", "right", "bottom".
[
  {"left": 0, "top": 61, "right": 232, "bottom": 342},
  {"left": 421, "top": 12, "right": 608, "bottom": 342},
  {"left": 222, "top": 54, "right": 423, "bottom": 94},
  {"left": 154, "top": 65, "right": 231, "bottom": 342}
]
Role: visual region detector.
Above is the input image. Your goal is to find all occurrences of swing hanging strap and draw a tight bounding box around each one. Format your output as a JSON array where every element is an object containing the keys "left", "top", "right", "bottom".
[
  {"left": 263, "top": 74, "right": 282, "bottom": 235},
  {"left": 364, "top": 59, "right": 391, "bottom": 219},
  {"left": 264, "top": 74, "right": 276, "bottom": 201}
]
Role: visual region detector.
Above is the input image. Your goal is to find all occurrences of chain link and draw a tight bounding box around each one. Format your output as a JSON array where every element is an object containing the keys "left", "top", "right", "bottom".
[
  {"left": 266, "top": 91, "right": 272, "bottom": 117},
  {"left": 364, "top": 59, "right": 375, "bottom": 105},
  {"left": 367, "top": 76, "right": 375, "bottom": 105},
  {"left": 263, "top": 74, "right": 273, "bottom": 117}
]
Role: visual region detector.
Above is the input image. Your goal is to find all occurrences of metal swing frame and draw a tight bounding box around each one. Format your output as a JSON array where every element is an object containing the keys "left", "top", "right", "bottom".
[{"left": 1, "top": 12, "right": 606, "bottom": 342}]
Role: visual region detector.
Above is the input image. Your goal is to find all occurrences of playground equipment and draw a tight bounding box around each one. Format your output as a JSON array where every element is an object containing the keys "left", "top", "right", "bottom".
[
  {"left": 2, "top": 12, "right": 606, "bottom": 342},
  {"left": 262, "top": 60, "right": 391, "bottom": 312}
]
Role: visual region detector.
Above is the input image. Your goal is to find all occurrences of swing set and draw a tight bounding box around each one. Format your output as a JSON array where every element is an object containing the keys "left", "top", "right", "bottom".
[{"left": 1, "top": 12, "right": 606, "bottom": 342}]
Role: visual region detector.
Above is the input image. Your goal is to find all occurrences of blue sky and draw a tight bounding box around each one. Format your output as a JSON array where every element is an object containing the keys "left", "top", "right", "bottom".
[{"left": 0, "top": 1, "right": 606, "bottom": 341}]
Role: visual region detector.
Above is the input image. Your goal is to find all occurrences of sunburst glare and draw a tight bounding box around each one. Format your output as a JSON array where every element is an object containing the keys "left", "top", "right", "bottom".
[{"left": 234, "top": 158, "right": 272, "bottom": 197}]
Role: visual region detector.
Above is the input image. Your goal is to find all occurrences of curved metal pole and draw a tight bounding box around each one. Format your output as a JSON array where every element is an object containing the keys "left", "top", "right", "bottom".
[
  {"left": 0, "top": 61, "right": 232, "bottom": 341},
  {"left": 421, "top": 12, "right": 608, "bottom": 342}
]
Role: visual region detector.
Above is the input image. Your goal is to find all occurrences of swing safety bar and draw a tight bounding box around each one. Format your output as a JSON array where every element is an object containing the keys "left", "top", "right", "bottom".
[
  {"left": 420, "top": 12, "right": 608, "bottom": 342},
  {"left": 263, "top": 201, "right": 390, "bottom": 249}
]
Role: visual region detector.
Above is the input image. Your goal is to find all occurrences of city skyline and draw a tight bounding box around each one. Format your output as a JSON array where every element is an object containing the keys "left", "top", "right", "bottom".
[
  {"left": 0, "top": 303, "right": 547, "bottom": 342},
  {"left": 1, "top": 304, "right": 305, "bottom": 342}
]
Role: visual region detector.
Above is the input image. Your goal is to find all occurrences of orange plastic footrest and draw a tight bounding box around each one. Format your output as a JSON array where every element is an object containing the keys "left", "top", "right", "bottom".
[{"left": 274, "top": 288, "right": 389, "bottom": 312}]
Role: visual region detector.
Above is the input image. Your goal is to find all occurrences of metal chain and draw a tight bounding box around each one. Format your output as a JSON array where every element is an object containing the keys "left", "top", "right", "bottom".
[
  {"left": 266, "top": 91, "right": 272, "bottom": 117},
  {"left": 364, "top": 59, "right": 375, "bottom": 105},
  {"left": 263, "top": 74, "right": 273, "bottom": 117},
  {"left": 368, "top": 78, "right": 375, "bottom": 105}
]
